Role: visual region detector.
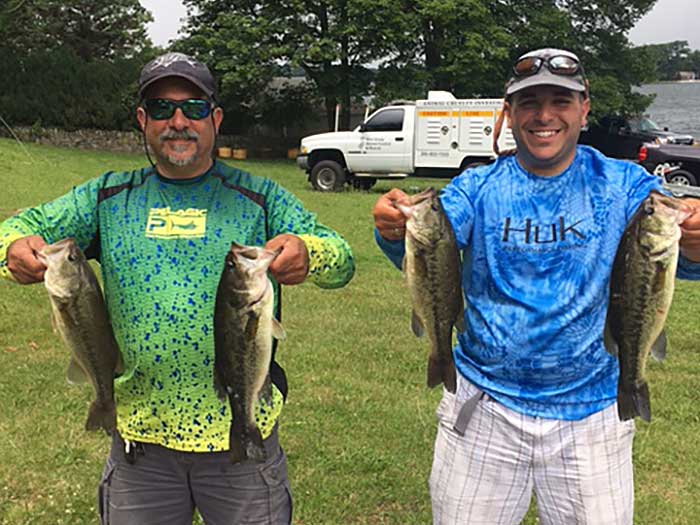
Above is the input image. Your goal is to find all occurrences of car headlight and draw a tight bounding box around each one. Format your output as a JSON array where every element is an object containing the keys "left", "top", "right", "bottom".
[{"left": 300, "top": 146, "right": 308, "bottom": 154}]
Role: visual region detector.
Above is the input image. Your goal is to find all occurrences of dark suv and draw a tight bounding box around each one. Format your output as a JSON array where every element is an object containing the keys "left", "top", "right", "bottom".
[
  {"left": 579, "top": 115, "right": 694, "bottom": 160},
  {"left": 638, "top": 142, "right": 700, "bottom": 186}
]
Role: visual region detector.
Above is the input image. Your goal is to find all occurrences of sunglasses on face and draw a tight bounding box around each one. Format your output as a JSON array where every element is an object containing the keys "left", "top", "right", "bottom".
[
  {"left": 143, "top": 98, "right": 213, "bottom": 120},
  {"left": 512, "top": 55, "right": 582, "bottom": 78}
]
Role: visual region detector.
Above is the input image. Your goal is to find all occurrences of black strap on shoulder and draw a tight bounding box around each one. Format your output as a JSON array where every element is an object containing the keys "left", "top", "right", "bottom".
[{"left": 269, "top": 281, "right": 288, "bottom": 400}]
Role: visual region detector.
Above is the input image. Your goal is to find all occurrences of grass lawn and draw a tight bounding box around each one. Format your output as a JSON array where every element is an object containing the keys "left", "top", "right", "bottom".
[{"left": 1, "top": 137, "right": 699, "bottom": 524}]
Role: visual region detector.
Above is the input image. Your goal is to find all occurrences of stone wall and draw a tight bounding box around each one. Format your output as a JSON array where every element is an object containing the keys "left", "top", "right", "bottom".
[
  {"left": 0, "top": 108, "right": 371, "bottom": 158},
  {"left": 0, "top": 126, "right": 145, "bottom": 154},
  {"left": 0, "top": 126, "right": 293, "bottom": 158}
]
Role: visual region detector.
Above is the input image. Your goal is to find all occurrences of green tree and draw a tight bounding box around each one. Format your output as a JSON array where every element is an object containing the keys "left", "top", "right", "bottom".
[
  {"left": 0, "top": 0, "right": 154, "bottom": 60},
  {"left": 371, "top": 0, "right": 512, "bottom": 102},
  {"left": 635, "top": 40, "right": 694, "bottom": 81},
  {"left": 489, "top": 0, "right": 657, "bottom": 118},
  {"left": 177, "top": 0, "right": 658, "bottom": 133},
  {"left": 179, "top": 0, "right": 396, "bottom": 131}
]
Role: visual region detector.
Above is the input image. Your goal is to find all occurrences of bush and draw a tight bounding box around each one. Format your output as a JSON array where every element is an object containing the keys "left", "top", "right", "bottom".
[{"left": 0, "top": 47, "right": 144, "bottom": 131}]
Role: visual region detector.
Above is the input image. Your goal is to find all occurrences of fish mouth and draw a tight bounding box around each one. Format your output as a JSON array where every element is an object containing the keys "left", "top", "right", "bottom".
[
  {"left": 648, "top": 191, "right": 693, "bottom": 222},
  {"left": 40, "top": 238, "right": 76, "bottom": 256},
  {"left": 394, "top": 187, "right": 437, "bottom": 218}
]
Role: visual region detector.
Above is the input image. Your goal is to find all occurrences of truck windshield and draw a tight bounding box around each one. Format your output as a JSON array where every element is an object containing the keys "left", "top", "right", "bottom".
[{"left": 630, "top": 118, "right": 661, "bottom": 133}]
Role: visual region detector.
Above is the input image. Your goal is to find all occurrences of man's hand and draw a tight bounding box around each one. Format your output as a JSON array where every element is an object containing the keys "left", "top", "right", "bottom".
[
  {"left": 680, "top": 198, "right": 700, "bottom": 262},
  {"left": 6, "top": 235, "right": 48, "bottom": 284},
  {"left": 265, "top": 234, "right": 309, "bottom": 285},
  {"left": 373, "top": 188, "right": 409, "bottom": 241}
]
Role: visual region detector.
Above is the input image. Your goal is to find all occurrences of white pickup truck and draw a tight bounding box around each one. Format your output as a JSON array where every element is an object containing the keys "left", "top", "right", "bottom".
[{"left": 296, "top": 91, "right": 515, "bottom": 191}]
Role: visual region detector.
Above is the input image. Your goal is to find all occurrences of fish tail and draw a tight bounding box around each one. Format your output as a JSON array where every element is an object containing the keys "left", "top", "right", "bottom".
[
  {"left": 85, "top": 399, "right": 117, "bottom": 434},
  {"left": 427, "top": 355, "right": 457, "bottom": 393},
  {"left": 617, "top": 381, "right": 651, "bottom": 422},
  {"left": 246, "top": 424, "right": 266, "bottom": 463},
  {"left": 229, "top": 417, "right": 266, "bottom": 463},
  {"left": 229, "top": 414, "right": 247, "bottom": 463}
]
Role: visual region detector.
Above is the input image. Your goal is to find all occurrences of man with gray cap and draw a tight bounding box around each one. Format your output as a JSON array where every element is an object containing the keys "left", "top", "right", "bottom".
[
  {"left": 0, "top": 51, "right": 355, "bottom": 524},
  {"left": 372, "top": 48, "right": 700, "bottom": 524}
]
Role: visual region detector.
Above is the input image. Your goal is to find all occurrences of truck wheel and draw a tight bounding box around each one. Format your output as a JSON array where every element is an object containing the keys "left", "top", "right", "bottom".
[
  {"left": 667, "top": 169, "right": 696, "bottom": 186},
  {"left": 352, "top": 177, "right": 377, "bottom": 191},
  {"left": 310, "top": 160, "right": 346, "bottom": 192}
]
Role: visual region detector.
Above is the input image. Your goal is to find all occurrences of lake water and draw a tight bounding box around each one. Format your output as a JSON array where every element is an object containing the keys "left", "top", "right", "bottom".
[{"left": 637, "top": 82, "right": 700, "bottom": 138}]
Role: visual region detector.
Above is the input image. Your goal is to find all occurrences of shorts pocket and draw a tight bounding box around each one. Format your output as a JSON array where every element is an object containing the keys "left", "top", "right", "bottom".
[{"left": 435, "top": 388, "right": 458, "bottom": 429}]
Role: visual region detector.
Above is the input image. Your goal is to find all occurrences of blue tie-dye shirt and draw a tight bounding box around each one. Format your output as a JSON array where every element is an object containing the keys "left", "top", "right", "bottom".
[{"left": 378, "top": 146, "right": 700, "bottom": 420}]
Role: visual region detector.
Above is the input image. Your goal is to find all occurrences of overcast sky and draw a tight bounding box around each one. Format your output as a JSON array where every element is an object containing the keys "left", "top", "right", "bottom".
[
  {"left": 139, "top": 0, "right": 187, "bottom": 47},
  {"left": 139, "top": 0, "right": 700, "bottom": 50}
]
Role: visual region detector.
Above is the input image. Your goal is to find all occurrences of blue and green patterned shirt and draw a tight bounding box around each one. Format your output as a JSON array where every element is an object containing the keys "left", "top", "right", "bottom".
[{"left": 1, "top": 161, "right": 354, "bottom": 451}]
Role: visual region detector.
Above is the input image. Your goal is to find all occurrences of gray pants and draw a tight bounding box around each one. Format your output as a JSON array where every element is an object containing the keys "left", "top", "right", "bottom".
[{"left": 98, "top": 430, "right": 292, "bottom": 525}]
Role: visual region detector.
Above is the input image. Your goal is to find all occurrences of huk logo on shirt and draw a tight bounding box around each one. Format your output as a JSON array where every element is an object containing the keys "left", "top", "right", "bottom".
[
  {"left": 146, "top": 207, "right": 207, "bottom": 239},
  {"left": 502, "top": 217, "right": 586, "bottom": 244}
]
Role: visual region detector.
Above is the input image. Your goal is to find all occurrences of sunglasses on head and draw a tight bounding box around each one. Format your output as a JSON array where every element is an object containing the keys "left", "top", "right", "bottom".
[
  {"left": 512, "top": 55, "right": 582, "bottom": 78},
  {"left": 143, "top": 98, "right": 213, "bottom": 120}
]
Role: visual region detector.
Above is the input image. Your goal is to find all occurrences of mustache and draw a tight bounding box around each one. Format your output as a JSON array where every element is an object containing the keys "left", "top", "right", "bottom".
[{"left": 159, "top": 130, "right": 199, "bottom": 142}]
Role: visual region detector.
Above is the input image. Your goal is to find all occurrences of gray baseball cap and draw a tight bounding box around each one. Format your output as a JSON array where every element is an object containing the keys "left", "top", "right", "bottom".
[
  {"left": 139, "top": 52, "right": 217, "bottom": 101},
  {"left": 505, "top": 48, "right": 586, "bottom": 97}
]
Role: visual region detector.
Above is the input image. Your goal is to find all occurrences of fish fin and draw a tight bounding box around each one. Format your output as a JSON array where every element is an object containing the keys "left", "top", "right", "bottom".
[
  {"left": 651, "top": 330, "right": 667, "bottom": 362},
  {"left": 617, "top": 381, "right": 651, "bottom": 422},
  {"left": 411, "top": 310, "right": 425, "bottom": 338},
  {"left": 427, "top": 355, "right": 457, "bottom": 393},
  {"left": 271, "top": 318, "right": 286, "bottom": 340},
  {"left": 85, "top": 399, "right": 117, "bottom": 434},
  {"left": 213, "top": 369, "right": 228, "bottom": 402},
  {"left": 454, "top": 292, "right": 466, "bottom": 333},
  {"left": 50, "top": 308, "right": 59, "bottom": 334},
  {"left": 114, "top": 349, "right": 125, "bottom": 376},
  {"left": 66, "top": 358, "right": 89, "bottom": 384},
  {"left": 603, "top": 321, "right": 619, "bottom": 358},
  {"left": 454, "top": 314, "right": 465, "bottom": 334}
]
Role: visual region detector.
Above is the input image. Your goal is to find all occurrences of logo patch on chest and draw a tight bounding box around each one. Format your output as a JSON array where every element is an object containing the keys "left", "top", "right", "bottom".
[{"left": 146, "top": 207, "right": 207, "bottom": 238}]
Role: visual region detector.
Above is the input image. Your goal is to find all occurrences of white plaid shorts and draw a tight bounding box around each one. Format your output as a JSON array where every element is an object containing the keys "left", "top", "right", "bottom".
[{"left": 429, "top": 375, "right": 635, "bottom": 525}]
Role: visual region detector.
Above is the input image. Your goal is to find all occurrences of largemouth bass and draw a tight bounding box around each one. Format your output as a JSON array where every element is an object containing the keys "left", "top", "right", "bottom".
[
  {"left": 214, "top": 243, "right": 285, "bottom": 463},
  {"left": 38, "top": 238, "right": 123, "bottom": 434},
  {"left": 397, "top": 188, "right": 463, "bottom": 393},
  {"left": 605, "top": 191, "right": 691, "bottom": 422}
]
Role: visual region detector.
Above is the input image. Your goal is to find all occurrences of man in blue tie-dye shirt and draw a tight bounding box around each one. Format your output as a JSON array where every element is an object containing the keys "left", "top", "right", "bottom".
[{"left": 374, "top": 48, "right": 700, "bottom": 525}]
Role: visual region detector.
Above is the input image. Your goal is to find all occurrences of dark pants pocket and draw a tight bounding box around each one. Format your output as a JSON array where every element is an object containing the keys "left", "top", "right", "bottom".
[
  {"left": 258, "top": 449, "right": 293, "bottom": 525},
  {"left": 97, "top": 457, "right": 117, "bottom": 525}
]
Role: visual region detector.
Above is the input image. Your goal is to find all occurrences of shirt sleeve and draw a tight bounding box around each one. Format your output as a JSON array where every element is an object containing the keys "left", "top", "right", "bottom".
[
  {"left": 677, "top": 254, "right": 700, "bottom": 280},
  {"left": 374, "top": 229, "right": 405, "bottom": 270},
  {"left": 0, "top": 177, "right": 101, "bottom": 281},
  {"left": 624, "top": 163, "right": 664, "bottom": 221},
  {"left": 439, "top": 176, "right": 476, "bottom": 250},
  {"left": 265, "top": 182, "right": 354, "bottom": 289}
]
